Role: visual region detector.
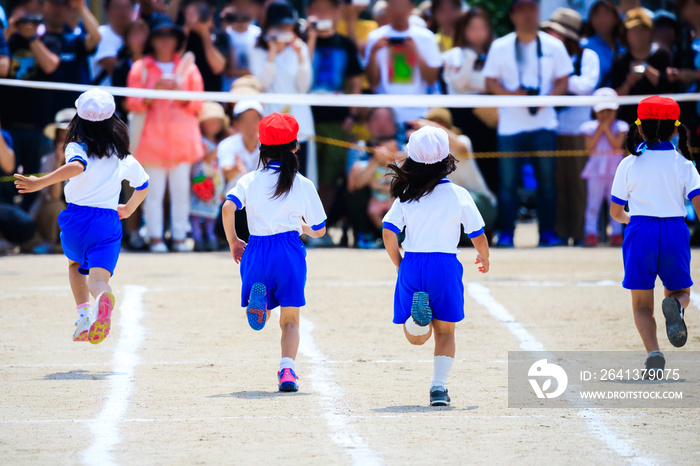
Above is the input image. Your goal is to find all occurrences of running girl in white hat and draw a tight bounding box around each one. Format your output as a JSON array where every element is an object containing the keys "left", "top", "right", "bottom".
[{"left": 382, "top": 126, "right": 490, "bottom": 406}]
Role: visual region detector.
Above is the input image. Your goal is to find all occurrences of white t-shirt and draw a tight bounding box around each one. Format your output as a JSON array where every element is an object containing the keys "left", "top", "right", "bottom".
[
  {"left": 217, "top": 133, "right": 260, "bottom": 193},
  {"left": 155, "top": 61, "right": 175, "bottom": 75},
  {"left": 64, "top": 142, "right": 150, "bottom": 210},
  {"left": 223, "top": 24, "right": 261, "bottom": 91},
  {"left": 89, "top": 25, "right": 123, "bottom": 86},
  {"left": 382, "top": 180, "right": 485, "bottom": 254},
  {"left": 557, "top": 48, "right": 599, "bottom": 135},
  {"left": 227, "top": 162, "right": 327, "bottom": 236},
  {"left": 364, "top": 25, "right": 442, "bottom": 124},
  {"left": 482, "top": 31, "right": 573, "bottom": 136},
  {"left": 611, "top": 144, "right": 700, "bottom": 218}
]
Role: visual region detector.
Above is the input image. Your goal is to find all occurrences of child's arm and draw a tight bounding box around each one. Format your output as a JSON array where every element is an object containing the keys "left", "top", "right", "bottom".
[
  {"left": 471, "top": 233, "right": 490, "bottom": 273},
  {"left": 117, "top": 186, "right": 149, "bottom": 220},
  {"left": 584, "top": 125, "right": 604, "bottom": 153},
  {"left": 610, "top": 202, "right": 630, "bottom": 224},
  {"left": 602, "top": 124, "right": 625, "bottom": 149},
  {"left": 382, "top": 229, "right": 402, "bottom": 272},
  {"left": 692, "top": 197, "right": 700, "bottom": 220},
  {"left": 302, "top": 221, "right": 326, "bottom": 238},
  {"left": 222, "top": 199, "right": 247, "bottom": 263},
  {"left": 13, "top": 161, "right": 84, "bottom": 193}
]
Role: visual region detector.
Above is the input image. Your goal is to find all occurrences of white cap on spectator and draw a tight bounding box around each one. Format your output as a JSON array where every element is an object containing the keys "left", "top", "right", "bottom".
[
  {"left": 592, "top": 87, "right": 619, "bottom": 113},
  {"left": 407, "top": 126, "right": 450, "bottom": 164},
  {"left": 233, "top": 100, "right": 264, "bottom": 117},
  {"left": 75, "top": 89, "right": 115, "bottom": 122}
]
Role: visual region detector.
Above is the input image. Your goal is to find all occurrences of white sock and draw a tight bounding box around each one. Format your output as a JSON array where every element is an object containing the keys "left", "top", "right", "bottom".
[
  {"left": 431, "top": 355, "right": 454, "bottom": 389},
  {"left": 405, "top": 316, "right": 431, "bottom": 336},
  {"left": 279, "top": 357, "right": 296, "bottom": 371}
]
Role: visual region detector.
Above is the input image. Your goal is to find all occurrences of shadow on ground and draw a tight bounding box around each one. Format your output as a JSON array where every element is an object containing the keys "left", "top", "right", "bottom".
[
  {"left": 371, "top": 405, "right": 478, "bottom": 413},
  {"left": 43, "top": 370, "right": 120, "bottom": 380},
  {"left": 208, "top": 390, "right": 311, "bottom": 399}
]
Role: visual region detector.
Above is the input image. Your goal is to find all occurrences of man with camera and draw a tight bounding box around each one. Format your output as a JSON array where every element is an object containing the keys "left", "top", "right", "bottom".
[
  {"left": 220, "top": 3, "right": 261, "bottom": 89},
  {"left": 364, "top": 0, "right": 441, "bottom": 125},
  {"left": 182, "top": 0, "right": 228, "bottom": 91},
  {"left": 90, "top": 0, "right": 135, "bottom": 86},
  {"left": 483, "top": 0, "right": 572, "bottom": 248}
]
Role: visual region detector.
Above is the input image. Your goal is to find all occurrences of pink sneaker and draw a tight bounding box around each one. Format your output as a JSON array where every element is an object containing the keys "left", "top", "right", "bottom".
[
  {"left": 88, "top": 292, "right": 115, "bottom": 345},
  {"left": 278, "top": 368, "right": 299, "bottom": 392}
]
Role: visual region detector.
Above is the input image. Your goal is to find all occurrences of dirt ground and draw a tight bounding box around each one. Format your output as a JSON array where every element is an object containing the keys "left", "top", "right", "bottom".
[{"left": 1, "top": 224, "right": 699, "bottom": 465}]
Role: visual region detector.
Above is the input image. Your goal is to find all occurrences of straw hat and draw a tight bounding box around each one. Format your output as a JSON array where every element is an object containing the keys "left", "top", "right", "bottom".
[
  {"left": 230, "top": 75, "right": 262, "bottom": 96},
  {"left": 541, "top": 8, "right": 582, "bottom": 42},
  {"left": 199, "top": 101, "right": 230, "bottom": 126},
  {"left": 425, "top": 107, "right": 461, "bottom": 134},
  {"left": 44, "top": 108, "right": 77, "bottom": 140},
  {"left": 624, "top": 8, "right": 652, "bottom": 30}
]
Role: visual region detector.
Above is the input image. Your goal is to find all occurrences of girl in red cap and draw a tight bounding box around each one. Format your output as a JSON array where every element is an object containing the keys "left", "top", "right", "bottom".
[
  {"left": 221, "top": 112, "right": 327, "bottom": 392},
  {"left": 610, "top": 95, "right": 700, "bottom": 375}
]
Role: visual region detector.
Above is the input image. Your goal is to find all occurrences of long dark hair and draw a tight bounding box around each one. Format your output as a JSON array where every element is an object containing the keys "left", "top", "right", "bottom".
[
  {"left": 64, "top": 114, "right": 130, "bottom": 159},
  {"left": 388, "top": 155, "right": 457, "bottom": 203},
  {"left": 582, "top": 1, "right": 625, "bottom": 43},
  {"left": 625, "top": 119, "right": 693, "bottom": 161},
  {"left": 259, "top": 140, "right": 299, "bottom": 198},
  {"left": 453, "top": 7, "right": 493, "bottom": 52}
]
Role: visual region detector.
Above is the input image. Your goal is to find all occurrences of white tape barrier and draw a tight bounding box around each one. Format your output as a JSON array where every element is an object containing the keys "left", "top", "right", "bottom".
[{"left": 1, "top": 78, "right": 699, "bottom": 108}]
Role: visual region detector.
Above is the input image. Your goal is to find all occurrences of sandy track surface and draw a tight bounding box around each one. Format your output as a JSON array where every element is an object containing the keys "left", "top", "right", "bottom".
[{"left": 1, "top": 225, "right": 699, "bottom": 465}]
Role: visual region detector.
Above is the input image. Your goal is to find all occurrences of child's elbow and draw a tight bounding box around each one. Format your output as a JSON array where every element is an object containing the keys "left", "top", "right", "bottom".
[{"left": 312, "top": 226, "right": 326, "bottom": 238}]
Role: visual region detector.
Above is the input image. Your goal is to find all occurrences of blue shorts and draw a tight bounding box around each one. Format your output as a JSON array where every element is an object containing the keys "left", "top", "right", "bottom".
[
  {"left": 240, "top": 231, "right": 307, "bottom": 310},
  {"left": 393, "top": 252, "right": 465, "bottom": 324},
  {"left": 622, "top": 216, "right": 693, "bottom": 291},
  {"left": 58, "top": 204, "right": 122, "bottom": 276}
]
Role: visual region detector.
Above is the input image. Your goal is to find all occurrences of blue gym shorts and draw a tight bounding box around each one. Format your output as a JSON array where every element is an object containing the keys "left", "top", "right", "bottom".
[
  {"left": 393, "top": 252, "right": 465, "bottom": 324},
  {"left": 58, "top": 203, "right": 122, "bottom": 276},
  {"left": 622, "top": 216, "right": 693, "bottom": 291},
  {"left": 240, "top": 231, "right": 307, "bottom": 310}
]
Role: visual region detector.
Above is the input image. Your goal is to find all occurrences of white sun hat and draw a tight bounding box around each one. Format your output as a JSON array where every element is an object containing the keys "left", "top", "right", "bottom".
[
  {"left": 407, "top": 126, "right": 450, "bottom": 164},
  {"left": 75, "top": 88, "right": 116, "bottom": 122},
  {"left": 592, "top": 87, "right": 619, "bottom": 113},
  {"left": 233, "top": 100, "right": 264, "bottom": 117}
]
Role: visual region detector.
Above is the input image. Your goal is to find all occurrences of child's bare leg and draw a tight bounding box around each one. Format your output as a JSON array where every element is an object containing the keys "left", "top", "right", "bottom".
[
  {"left": 432, "top": 320, "right": 456, "bottom": 358},
  {"left": 403, "top": 323, "right": 432, "bottom": 345},
  {"left": 631, "top": 289, "right": 659, "bottom": 353},
  {"left": 88, "top": 267, "right": 112, "bottom": 299},
  {"left": 664, "top": 287, "right": 690, "bottom": 308},
  {"left": 68, "top": 261, "right": 90, "bottom": 305},
  {"left": 280, "top": 307, "right": 300, "bottom": 360}
]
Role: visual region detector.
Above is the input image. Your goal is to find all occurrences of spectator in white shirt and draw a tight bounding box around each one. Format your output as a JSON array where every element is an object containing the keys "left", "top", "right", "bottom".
[
  {"left": 364, "top": 0, "right": 442, "bottom": 125},
  {"left": 483, "top": 0, "right": 572, "bottom": 248},
  {"left": 250, "top": 1, "right": 317, "bottom": 185},
  {"left": 220, "top": 4, "right": 261, "bottom": 91},
  {"left": 89, "top": 0, "right": 134, "bottom": 86},
  {"left": 542, "top": 8, "right": 600, "bottom": 246}
]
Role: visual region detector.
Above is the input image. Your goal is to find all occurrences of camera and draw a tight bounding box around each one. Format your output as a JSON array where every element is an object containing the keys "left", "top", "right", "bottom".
[
  {"left": 16, "top": 14, "right": 43, "bottom": 26},
  {"left": 521, "top": 86, "right": 540, "bottom": 116},
  {"left": 223, "top": 13, "right": 251, "bottom": 23},
  {"left": 633, "top": 64, "right": 646, "bottom": 74},
  {"left": 311, "top": 19, "right": 333, "bottom": 31},
  {"left": 388, "top": 37, "right": 405, "bottom": 45}
]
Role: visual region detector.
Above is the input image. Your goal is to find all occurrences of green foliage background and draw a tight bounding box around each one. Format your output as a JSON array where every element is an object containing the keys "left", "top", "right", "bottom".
[{"left": 468, "top": 0, "right": 514, "bottom": 38}]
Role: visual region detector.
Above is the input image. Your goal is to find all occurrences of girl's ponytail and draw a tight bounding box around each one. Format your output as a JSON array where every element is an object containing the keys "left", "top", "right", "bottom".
[
  {"left": 625, "top": 124, "right": 642, "bottom": 156},
  {"left": 259, "top": 140, "right": 299, "bottom": 199},
  {"left": 677, "top": 123, "right": 694, "bottom": 162}
]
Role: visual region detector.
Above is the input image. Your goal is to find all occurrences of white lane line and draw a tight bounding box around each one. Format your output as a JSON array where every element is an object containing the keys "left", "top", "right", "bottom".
[
  {"left": 483, "top": 280, "right": 618, "bottom": 287},
  {"left": 297, "top": 314, "right": 382, "bottom": 466},
  {"left": 80, "top": 285, "right": 147, "bottom": 466},
  {"left": 467, "top": 283, "right": 651, "bottom": 466}
]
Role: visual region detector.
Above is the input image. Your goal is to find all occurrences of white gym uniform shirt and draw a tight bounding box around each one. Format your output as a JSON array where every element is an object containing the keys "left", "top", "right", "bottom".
[
  {"left": 611, "top": 143, "right": 700, "bottom": 217},
  {"left": 382, "top": 180, "right": 485, "bottom": 254},
  {"left": 64, "top": 142, "right": 150, "bottom": 209},
  {"left": 226, "top": 162, "right": 327, "bottom": 236}
]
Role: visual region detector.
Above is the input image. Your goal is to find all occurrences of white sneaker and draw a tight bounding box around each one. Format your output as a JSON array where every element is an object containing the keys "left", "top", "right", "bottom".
[
  {"left": 171, "top": 241, "right": 193, "bottom": 253},
  {"left": 150, "top": 242, "right": 169, "bottom": 253},
  {"left": 73, "top": 313, "right": 91, "bottom": 342}
]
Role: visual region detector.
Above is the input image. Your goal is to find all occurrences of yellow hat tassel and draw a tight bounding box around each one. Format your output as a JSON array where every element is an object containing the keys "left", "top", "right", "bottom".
[{"left": 635, "top": 119, "right": 641, "bottom": 126}]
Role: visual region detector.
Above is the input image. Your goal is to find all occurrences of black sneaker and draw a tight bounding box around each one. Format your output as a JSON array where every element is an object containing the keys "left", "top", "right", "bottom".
[
  {"left": 411, "top": 292, "right": 433, "bottom": 327},
  {"left": 429, "top": 386, "right": 451, "bottom": 406},
  {"left": 662, "top": 297, "right": 688, "bottom": 347},
  {"left": 644, "top": 352, "right": 665, "bottom": 380}
]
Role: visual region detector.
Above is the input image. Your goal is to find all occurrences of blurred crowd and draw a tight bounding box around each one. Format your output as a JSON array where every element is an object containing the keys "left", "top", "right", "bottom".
[{"left": 1, "top": 0, "right": 700, "bottom": 253}]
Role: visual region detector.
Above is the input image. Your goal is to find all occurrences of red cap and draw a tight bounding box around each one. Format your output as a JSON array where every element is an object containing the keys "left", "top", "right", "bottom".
[
  {"left": 637, "top": 96, "right": 680, "bottom": 121},
  {"left": 258, "top": 113, "right": 299, "bottom": 145}
]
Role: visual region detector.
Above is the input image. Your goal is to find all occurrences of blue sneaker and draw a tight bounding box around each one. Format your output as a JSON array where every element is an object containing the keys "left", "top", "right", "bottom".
[
  {"left": 246, "top": 283, "right": 268, "bottom": 331},
  {"left": 278, "top": 368, "right": 299, "bottom": 392},
  {"left": 411, "top": 292, "right": 433, "bottom": 326},
  {"left": 494, "top": 231, "right": 514, "bottom": 248},
  {"left": 538, "top": 230, "right": 563, "bottom": 247}
]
